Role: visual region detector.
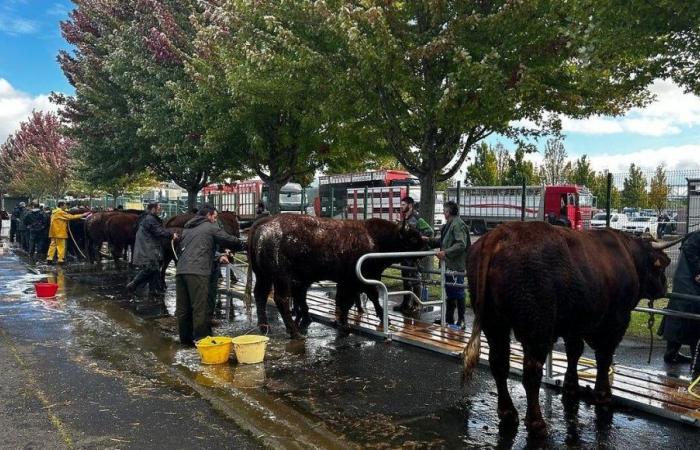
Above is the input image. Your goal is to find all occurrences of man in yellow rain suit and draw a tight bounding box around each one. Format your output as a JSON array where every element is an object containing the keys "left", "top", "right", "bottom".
[{"left": 46, "top": 201, "right": 89, "bottom": 264}]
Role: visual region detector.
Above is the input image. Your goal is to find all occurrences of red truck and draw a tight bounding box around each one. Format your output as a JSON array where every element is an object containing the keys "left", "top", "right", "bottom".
[{"left": 446, "top": 184, "right": 595, "bottom": 234}]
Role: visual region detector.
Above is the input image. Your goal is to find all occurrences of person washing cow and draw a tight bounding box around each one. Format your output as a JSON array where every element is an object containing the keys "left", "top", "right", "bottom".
[
  {"left": 175, "top": 205, "right": 243, "bottom": 346},
  {"left": 127, "top": 202, "right": 178, "bottom": 296},
  {"left": 46, "top": 201, "right": 90, "bottom": 265},
  {"left": 426, "top": 200, "right": 470, "bottom": 327},
  {"left": 658, "top": 228, "right": 700, "bottom": 379},
  {"left": 393, "top": 196, "right": 434, "bottom": 315}
]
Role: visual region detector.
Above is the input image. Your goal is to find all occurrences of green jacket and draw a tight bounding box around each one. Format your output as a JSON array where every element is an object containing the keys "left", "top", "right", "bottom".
[{"left": 429, "top": 216, "right": 470, "bottom": 272}]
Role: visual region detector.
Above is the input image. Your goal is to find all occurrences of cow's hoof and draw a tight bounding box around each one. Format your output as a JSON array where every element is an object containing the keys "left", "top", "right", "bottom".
[
  {"left": 562, "top": 379, "right": 579, "bottom": 398},
  {"left": 290, "top": 333, "right": 306, "bottom": 341},
  {"left": 498, "top": 408, "right": 519, "bottom": 427},
  {"left": 525, "top": 417, "right": 548, "bottom": 438},
  {"left": 593, "top": 389, "right": 612, "bottom": 406}
]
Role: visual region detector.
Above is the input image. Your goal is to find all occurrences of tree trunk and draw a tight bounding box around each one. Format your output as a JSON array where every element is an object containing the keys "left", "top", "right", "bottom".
[
  {"left": 419, "top": 170, "right": 437, "bottom": 228},
  {"left": 267, "top": 180, "right": 282, "bottom": 215},
  {"left": 187, "top": 188, "right": 199, "bottom": 212}
]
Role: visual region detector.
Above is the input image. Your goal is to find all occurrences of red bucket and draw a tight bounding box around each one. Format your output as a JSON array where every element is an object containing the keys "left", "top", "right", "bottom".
[{"left": 35, "top": 282, "right": 59, "bottom": 298}]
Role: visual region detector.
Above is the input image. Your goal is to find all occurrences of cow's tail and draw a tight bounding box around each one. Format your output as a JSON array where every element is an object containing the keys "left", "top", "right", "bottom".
[
  {"left": 243, "top": 227, "right": 256, "bottom": 306},
  {"left": 462, "top": 246, "right": 489, "bottom": 378}
]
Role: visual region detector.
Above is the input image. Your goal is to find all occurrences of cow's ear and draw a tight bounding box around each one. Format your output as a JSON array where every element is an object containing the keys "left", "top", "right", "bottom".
[{"left": 654, "top": 259, "right": 662, "bottom": 268}]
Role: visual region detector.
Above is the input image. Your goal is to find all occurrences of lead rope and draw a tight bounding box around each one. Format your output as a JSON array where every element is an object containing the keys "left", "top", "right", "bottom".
[
  {"left": 647, "top": 298, "right": 656, "bottom": 364},
  {"left": 171, "top": 238, "right": 178, "bottom": 262},
  {"left": 689, "top": 340, "right": 700, "bottom": 400}
]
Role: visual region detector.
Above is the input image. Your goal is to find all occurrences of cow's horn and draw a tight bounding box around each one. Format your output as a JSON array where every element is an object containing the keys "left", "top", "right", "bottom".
[{"left": 651, "top": 237, "right": 684, "bottom": 250}]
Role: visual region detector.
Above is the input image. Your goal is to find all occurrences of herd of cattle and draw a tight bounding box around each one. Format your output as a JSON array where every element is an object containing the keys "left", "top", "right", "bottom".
[{"left": 61, "top": 208, "right": 683, "bottom": 436}]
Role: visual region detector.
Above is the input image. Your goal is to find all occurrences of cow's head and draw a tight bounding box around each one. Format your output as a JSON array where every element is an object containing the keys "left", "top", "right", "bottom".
[
  {"left": 636, "top": 238, "right": 678, "bottom": 300},
  {"left": 398, "top": 222, "right": 427, "bottom": 252}
]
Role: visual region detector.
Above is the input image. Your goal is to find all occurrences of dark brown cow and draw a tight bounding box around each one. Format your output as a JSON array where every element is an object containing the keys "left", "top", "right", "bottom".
[
  {"left": 462, "top": 222, "right": 675, "bottom": 436},
  {"left": 85, "top": 210, "right": 142, "bottom": 263},
  {"left": 160, "top": 211, "right": 240, "bottom": 282},
  {"left": 103, "top": 213, "right": 140, "bottom": 265},
  {"left": 248, "top": 215, "right": 426, "bottom": 339}
]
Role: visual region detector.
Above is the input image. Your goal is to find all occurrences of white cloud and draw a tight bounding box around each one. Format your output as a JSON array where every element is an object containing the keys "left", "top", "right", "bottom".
[
  {"left": 562, "top": 80, "right": 700, "bottom": 137},
  {"left": 577, "top": 145, "right": 700, "bottom": 173},
  {"left": 0, "top": 16, "right": 38, "bottom": 35},
  {"left": 0, "top": 78, "right": 60, "bottom": 142}
]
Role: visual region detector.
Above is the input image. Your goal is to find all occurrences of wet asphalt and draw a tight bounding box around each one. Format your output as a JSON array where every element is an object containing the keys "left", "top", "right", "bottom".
[{"left": 0, "top": 244, "right": 698, "bottom": 449}]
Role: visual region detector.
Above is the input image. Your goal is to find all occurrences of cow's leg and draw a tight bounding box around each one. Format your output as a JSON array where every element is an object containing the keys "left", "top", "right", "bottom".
[
  {"left": 593, "top": 347, "right": 614, "bottom": 405},
  {"left": 484, "top": 325, "right": 518, "bottom": 427},
  {"left": 291, "top": 284, "right": 311, "bottom": 332},
  {"left": 563, "top": 336, "right": 584, "bottom": 398},
  {"left": 521, "top": 342, "right": 549, "bottom": 437},
  {"left": 335, "top": 283, "right": 354, "bottom": 330},
  {"left": 253, "top": 275, "right": 273, "bottom": 331},
  {"left": 272, "top": 280, "right": 303, "bottom": 340},
  {"left": 365, "top": 288, "right": 384, "bottom": 324}
]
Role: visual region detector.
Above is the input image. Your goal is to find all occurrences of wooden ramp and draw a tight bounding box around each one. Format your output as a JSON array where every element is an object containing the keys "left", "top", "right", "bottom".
[{"left": 223, "top": 283, "right": 700, "bottom": 428}]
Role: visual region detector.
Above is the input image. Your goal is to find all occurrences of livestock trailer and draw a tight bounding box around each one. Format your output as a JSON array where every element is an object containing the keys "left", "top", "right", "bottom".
[{"left": 446, "top": 184, "right": 594, "bottom": 234}]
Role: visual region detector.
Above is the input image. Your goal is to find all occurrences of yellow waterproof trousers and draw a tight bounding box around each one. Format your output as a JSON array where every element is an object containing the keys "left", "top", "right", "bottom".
[{"left": 47, "top": 238, "right": 67, "bottom": 262}]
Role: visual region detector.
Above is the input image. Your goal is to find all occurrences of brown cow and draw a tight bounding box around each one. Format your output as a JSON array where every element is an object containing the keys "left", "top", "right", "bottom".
[
  {"left": 85, "top": 210, "right": 142, "bottom": 263},
  {"left": 462, "top": 222, "right": 676, "bottom": 436},
  {"left": 248, "top": 215, "right": 426, "bottom": 339},
  {"left": 103, "top": 213, "right": 140, "bottom": 266}
]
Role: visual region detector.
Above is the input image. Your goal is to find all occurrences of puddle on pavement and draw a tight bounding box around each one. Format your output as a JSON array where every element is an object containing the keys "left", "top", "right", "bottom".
[{"left": 1, "top": 252, "right": 699, "bottom": 449}]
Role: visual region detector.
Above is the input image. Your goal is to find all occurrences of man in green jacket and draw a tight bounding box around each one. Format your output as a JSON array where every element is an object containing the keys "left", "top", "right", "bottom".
[
  {"left": 427, "top": 200, "right": 471, "bottom": 327},
  {"left": 175, "top": 205, "right": 243, "bottom": 345}
]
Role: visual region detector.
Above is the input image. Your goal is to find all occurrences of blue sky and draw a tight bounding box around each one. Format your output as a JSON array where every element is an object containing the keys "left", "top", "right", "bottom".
[{"left": 1, "top": 0, "right": 699, "bottom": 176}]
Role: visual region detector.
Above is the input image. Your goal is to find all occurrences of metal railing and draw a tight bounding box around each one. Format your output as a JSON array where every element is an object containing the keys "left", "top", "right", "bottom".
[{"left": 356, "top": 250, "right": 461, "bottom": 340}]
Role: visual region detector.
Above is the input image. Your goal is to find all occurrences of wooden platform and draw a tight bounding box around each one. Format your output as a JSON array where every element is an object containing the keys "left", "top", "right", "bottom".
[{"left": 223, "top": 283, "right": 700, "bottom": 428}]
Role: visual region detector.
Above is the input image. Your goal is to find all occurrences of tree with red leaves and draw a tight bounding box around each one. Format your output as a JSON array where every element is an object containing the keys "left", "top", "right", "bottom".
[{"left": 0, "top": 111, "right": 75, "bottom": 200}]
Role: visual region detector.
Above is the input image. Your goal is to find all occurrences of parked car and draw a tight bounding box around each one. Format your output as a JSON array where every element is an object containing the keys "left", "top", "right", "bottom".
[
  {"left": 591, "top": 212, "right": 625, "bottom": 230},
  {"left": 622, "top": 215, "right": 658, "bottom": 238}
]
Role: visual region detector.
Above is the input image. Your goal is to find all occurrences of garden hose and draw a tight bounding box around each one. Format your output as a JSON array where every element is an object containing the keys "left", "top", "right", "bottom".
[{"left": 67, "top": 224, "right": 88, "bottom": 260}]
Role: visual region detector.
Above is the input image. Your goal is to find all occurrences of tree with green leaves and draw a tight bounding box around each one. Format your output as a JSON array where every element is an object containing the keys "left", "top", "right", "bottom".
[
  {"left": 503, "top": 147, "right": 541, "bottom": 186},
  {"left": 539, "top": 138, "right": 571, "bottom": 185},
  {"left": 622, "top": 163, "right": 648, "bottom": 209},
  {"left": 186, "top": 1, "right": 378, "bottom": 214},
  {"left": 568, "top": 155, "right": 596, "bottom": 188},
  {"left": 465, "top": 142, "right": 499, "bottom": 186},
  {"left": 309, "top": 1, "right": 696, "bottom": 225},
  {"left": 648, "top": 164, "right": 670, "bottom": 214}
]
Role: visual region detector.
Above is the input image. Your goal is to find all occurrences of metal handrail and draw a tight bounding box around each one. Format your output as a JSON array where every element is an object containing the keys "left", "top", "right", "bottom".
[{"left": 355, "top": 250, "right": 440, "bottom": 339}]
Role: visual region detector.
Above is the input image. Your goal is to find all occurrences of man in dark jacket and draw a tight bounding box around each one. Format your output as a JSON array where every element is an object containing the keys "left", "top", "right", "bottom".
[
  {"left": 427, "top": 200, "right": 471, "bottom": 327},
  {"left": 659, "top": 230, "right": 700, "bottom": 376},
  {"left": 394, "top": 196, "right": 434, "bottom": 315},
  {"left": 18, "top": 203, "right": 31, "bottom": 250},
  {"left": 127, "top": 202, "right": 177, "bottom": 295},
  {"left": 176, "top": 205, "right": 243, "bottom": 345},
  {"left": 24, "top": 203, "right": 49, "bottom": 262}
]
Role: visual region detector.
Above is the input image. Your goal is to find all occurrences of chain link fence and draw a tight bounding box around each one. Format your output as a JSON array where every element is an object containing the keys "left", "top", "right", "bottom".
[{"left": 601, "top": 169, "right": 700, "bottom": 274}]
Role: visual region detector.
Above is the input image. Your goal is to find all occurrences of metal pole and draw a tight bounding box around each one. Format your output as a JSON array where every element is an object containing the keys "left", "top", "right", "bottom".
[
  {"left": 686, "top": 178, "right": 691, "bottom": 235},
  {"left": 456, "top": 180, "right": 461, "bottom": 208},
  {"left": 606, "top": 172, "right": 613, "bottom": 228},
  {"left": 330, "top": 188, "right": 334, "bottom": 218},
  {"left": 363, "top": 186, "right": 368, "bottom": 220},
  {"left": 521, "top": 175, "right": 527, "bottom": 222},
  {"left": 440, "top": 258, "right": 446, "bottom": 327}
]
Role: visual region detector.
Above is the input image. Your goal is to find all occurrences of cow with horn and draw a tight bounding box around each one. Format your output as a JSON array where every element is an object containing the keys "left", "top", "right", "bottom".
[{"left": 462, "top": 221, "right": 679, "bottom": 436}]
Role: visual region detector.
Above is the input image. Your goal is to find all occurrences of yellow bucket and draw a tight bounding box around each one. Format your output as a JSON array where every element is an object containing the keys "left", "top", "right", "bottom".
[
  {"left": 231, "top": 335, "right": 270, "bottom": 364},
  {"left": 195, "top": 336, "right": 233, "bottom": 365}
]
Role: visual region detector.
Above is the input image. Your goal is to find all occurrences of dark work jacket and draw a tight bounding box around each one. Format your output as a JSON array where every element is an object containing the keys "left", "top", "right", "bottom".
[
  {"left": 176, "top": 216, "right": 242, "bottom": 277},
  {"left": 132, "top": 213, "right": 173, "bottom": 266},
  {"left": 659, "top": 230, "right": 700, "bottom": 345},
  {"left": 25, "top": 209, "right": 49, "bottom": 233}
]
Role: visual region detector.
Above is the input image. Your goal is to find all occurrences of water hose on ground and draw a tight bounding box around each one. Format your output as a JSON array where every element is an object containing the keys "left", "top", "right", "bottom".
[{"left": 67, "top": 223, "right": 88, "bottom": 261}]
